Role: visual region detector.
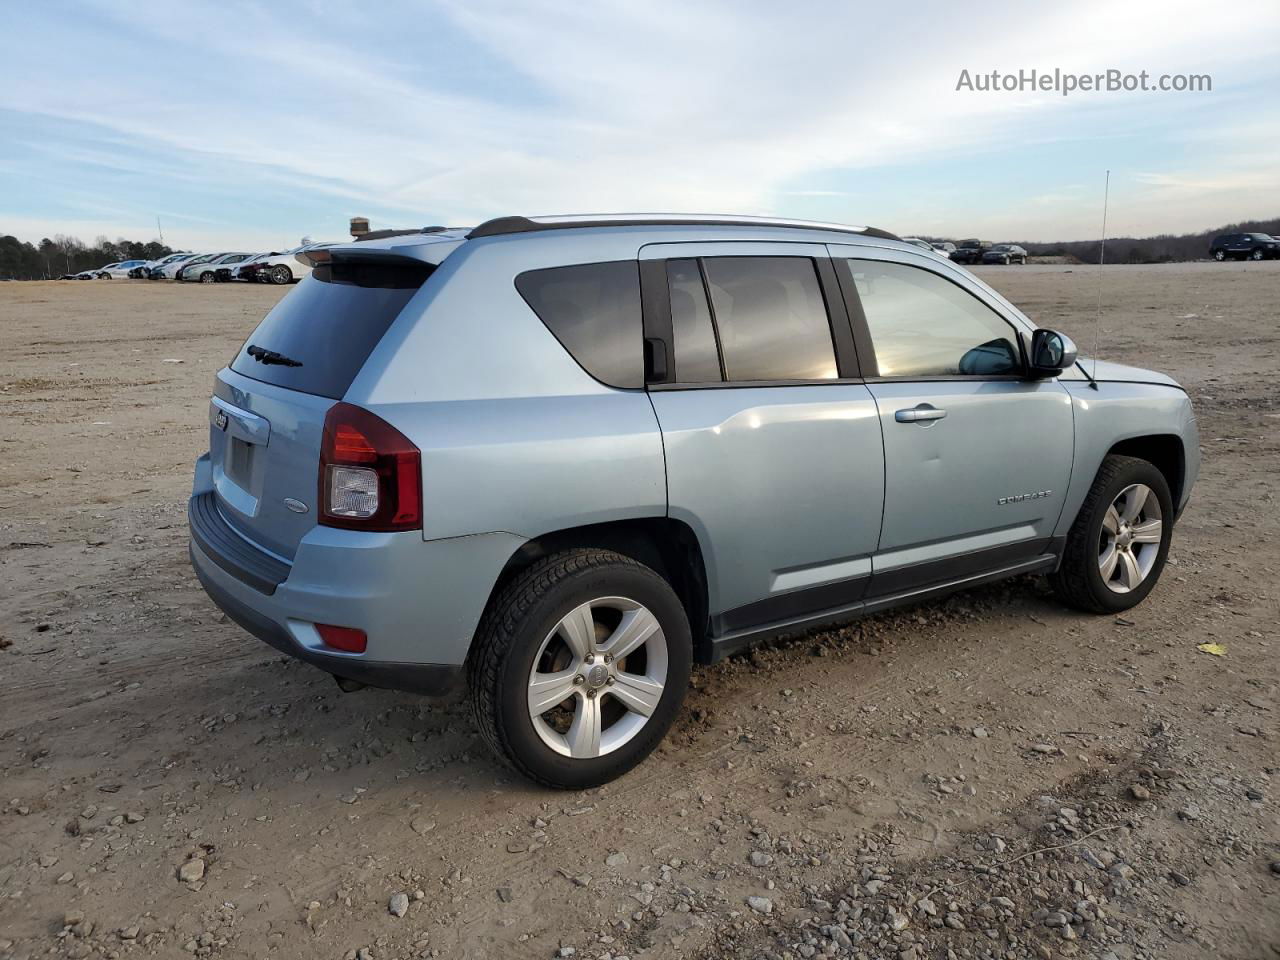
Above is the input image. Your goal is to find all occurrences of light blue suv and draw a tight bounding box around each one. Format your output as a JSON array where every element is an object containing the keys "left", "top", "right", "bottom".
[{"left": 189, "top": 214, "right": 1199, "bottom": 788}]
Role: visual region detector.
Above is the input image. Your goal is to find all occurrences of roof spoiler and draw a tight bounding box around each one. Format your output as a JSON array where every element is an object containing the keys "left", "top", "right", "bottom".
[
  {"left": 298, "top": 247, "right": 435, "bottom": 269},
  {"left": 353, "top": 226, "right": 450, "bottom": 243}
]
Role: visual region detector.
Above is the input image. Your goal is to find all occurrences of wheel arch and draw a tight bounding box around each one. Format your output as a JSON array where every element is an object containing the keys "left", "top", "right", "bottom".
[
  {"left": 482, "top": 517, "right": 712, "bottom": 663},
  {"left": 1105, "top": 433, "right": 1185, "bottom": 510}
]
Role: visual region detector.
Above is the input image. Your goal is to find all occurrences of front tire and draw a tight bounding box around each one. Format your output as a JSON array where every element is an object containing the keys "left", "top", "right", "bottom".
[
  {"left": 1051, "top": 455, "right": 1173, "bottom": 613},
  {"left": 1213, "top": 250, "right": 1225, "bottom": 261},
  {"left": 468, "top": 549, "right": 692, "bottom": 789},
  {"left": 1251, "top": 248, "right": 1264, "bottom": 261},
  {"left": 270, "top": 265, "right": 293, "bottom": 285}
]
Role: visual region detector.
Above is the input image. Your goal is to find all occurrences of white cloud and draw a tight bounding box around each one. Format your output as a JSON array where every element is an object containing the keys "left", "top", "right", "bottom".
[{"left": 2, "top": 0, "right": 1278, "bottom": 244}]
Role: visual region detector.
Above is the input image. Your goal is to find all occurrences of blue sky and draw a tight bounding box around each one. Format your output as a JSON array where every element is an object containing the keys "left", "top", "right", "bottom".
[{"left": 3, "top": 0, "right": 1279, "bottom": 250}]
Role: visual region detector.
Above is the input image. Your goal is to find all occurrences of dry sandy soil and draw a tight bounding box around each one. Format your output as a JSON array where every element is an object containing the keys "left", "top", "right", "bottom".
[{"left": 1, "top": 264, "right": 1277, "bottom": 960}]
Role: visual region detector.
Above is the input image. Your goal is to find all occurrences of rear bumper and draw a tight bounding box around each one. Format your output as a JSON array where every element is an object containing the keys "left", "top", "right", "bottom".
[
  {"left": 190, "top": 542, "right": 462, "bottom": 696},
  {"left": 187, "top": 454, "right": 526, "bottom": 695}
]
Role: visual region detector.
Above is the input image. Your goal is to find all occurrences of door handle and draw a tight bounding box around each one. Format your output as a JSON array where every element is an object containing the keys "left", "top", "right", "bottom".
[{"left": 895, "top": 404, "right": 947, "bottom": 423}]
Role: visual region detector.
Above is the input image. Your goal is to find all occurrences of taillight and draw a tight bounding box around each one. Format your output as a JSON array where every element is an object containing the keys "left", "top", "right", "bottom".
[{"left": 319, "top": 402, "right": 421, "bottom": 531}]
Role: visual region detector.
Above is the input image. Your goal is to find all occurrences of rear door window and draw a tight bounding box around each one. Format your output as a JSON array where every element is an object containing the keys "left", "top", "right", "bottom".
[
  {"left": 700, "top": 257, "right": 838, "bottom": 381},
  {"left": 516, "top": 261, "right": 643, "bottom": 388},
  {"left": 229, "top": 258, "right": 432, "bottom": 399}
]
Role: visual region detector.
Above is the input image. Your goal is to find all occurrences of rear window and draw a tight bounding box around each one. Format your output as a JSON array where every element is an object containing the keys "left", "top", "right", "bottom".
[
  {"left": 515, "top": 261, "right": 643, "bottom": 389},
  {"left": 229, "top": 258, "right": 432, "bottom": 399}
]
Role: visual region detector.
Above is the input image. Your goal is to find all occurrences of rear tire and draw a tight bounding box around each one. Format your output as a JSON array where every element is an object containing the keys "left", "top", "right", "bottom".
[
  {"left": 468, "top": 549, "right": 691, "bottom": 789},
  {"left": 200, "top": 272, "right": 215, "bottom": 283},
  {"left": 1213, "top": 250, "right": 1225, "bottom": 261},
  {"left": 1050, "top": 455, "right": 1173, "bottom": 613},
  {"left": 270, "top": 265, "right": 293, "bottom": 285},
  {"left": 1251, "top": 248, "right": 1264, "bottom": 261}
]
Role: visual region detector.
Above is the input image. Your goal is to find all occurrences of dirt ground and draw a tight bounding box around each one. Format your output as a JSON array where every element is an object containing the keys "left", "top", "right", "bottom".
[{"left": 1, "top": 264, "right": 1277, "bottom": 960}]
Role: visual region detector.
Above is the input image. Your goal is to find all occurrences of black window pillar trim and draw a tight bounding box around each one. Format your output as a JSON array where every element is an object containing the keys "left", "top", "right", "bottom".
[
  {"left": 694, "top": 258, "right": 729, "bottom": 382},
  {"left": 638, "top": 258, "right": 674, "bottom": 385},
  {"left": 814, "top": 256, "right": 863, "bottom": 380},
  {"left": 831, "top": 257, "right": 881, "bottom": 379}
]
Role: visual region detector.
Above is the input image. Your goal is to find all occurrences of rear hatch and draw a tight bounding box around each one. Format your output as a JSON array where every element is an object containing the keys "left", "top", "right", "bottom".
[{"left": 208, "top": 251, "right": 435, "bottom": 560}]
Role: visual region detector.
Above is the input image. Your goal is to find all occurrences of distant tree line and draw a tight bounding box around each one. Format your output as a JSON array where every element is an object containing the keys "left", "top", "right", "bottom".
[
  {"left": 0, "top": 233, "right": 174, "bottom": 279},
  {"left": 1018, "top": 216, "right": 1280, "bottom": 265},
  {"left": 920, "top": 216, "right": 1279, "bottom": 264}
]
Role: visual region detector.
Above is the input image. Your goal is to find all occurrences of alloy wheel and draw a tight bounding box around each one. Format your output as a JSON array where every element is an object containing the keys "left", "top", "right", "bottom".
[
  {"left": 527, "top": 597, "right": 668, "bottom": 759},
  {"left": 1098, "top": 483, "right": 1163, "bottom": 593}
]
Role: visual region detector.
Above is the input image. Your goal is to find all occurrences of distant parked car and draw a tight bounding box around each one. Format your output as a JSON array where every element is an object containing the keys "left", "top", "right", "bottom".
[
  {"left": 150, "top": 253, "right": 200, "bottom": 279},
  {"left": 206, "top": 253, "right": 261, "bottom": 282},
  {"left": 982, "top": 244, "right": 1028, "bottom": 265},
  {"left": 98, "top": 259, "right": 151, "bottom": 279},
  {"left": 1209, "top": 233, "right": 1280, "bottom": 261},
  {"left": 236, "top": 256, "right": 273, "bottom": 281},
  {"left": 931, "top": 241, "right": 956, "bottom": 258},
  {"left": 73, "top": 265, "right": 111, "bottom": 279},
  {"left": 131, "top": 253, "right": 190, "bottom": 278},
  {"left": 901, "top": 237, "right": 935, "bottom": 253},
  {"left": 950, "top": 239, "right": 991, "bottom": 265},
  {"left": 179, "top": 253, "right": 251, "bottom": 283},
  {"left": 253, "top": 241, "right": 341, "bottom": 285}
]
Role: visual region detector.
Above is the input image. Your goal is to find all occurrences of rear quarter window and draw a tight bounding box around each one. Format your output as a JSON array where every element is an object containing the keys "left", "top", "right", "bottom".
[
  {"left": 229, "top": 259, "right": 432, "bottom": 399},
  {"left": 515, "top": 261, "right": 643, "bottom": 389}
]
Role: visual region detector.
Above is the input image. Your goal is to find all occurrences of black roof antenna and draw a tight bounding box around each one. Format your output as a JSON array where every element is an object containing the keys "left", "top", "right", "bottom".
[{"left": 1088, "top": 170, "right": 1110, "bottom": 391}]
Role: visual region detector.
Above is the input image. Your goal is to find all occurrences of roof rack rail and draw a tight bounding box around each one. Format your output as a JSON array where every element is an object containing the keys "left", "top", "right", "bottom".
[
  {"left": 466, "top": 214, "right": 900, "bottom": 242},
  {"left": 354, "top": 226, "right": 450, "bottom": 242}
]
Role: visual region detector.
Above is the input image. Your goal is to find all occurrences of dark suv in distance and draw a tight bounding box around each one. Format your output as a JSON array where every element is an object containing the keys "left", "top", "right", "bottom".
[
  {"left": 950, "top": 239, "right": 991, "bottom": 265},
  {"left": 1209, "top": 233, "right": 1280, "bottom": 261},
  {"left": 982, "top": 244, "right": 1028, "bottom": 265}
]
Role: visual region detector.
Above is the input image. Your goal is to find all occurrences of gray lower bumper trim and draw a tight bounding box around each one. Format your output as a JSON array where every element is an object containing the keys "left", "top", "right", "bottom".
[{"left": 191, "top": 544, "right": 462, "bottom": 697}]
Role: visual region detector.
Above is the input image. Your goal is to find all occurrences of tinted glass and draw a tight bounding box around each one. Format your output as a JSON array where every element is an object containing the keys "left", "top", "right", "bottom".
[
  {"left": 516, "top": 261, "right": 643, "bottom": 388},
  {"left": 700, "top": 257, "right": 837, "bottom": 381},
  {"left": 229, "top": 259, "right": 432, "bottom": 399},
  {"left": 849, "top": 260, "right": 1020, "bottom": 378},
  {"left": 665, "top": 259, "right": 722, "bottom": 382}
]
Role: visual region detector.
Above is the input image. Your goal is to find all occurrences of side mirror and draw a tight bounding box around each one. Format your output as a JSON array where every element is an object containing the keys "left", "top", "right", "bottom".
[{"left": 1028, "top": 328, "right": 1078, "bottom": 377}]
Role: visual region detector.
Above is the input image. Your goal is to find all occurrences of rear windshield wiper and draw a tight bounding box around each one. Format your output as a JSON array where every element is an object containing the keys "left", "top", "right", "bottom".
[{"left": 247, "top": 344, "right": 303, "bottom": 367}]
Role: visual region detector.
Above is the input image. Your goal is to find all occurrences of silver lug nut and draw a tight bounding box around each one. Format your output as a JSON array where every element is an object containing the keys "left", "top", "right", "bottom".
[
  {"left": 583, "top": 654, "right": 595, "bottom": 665},
  {"left": 606, "top": 675, "right": 616, "bottom": 686},
  {"left": 572, "top": 675, "right": 585, "bottom": 686},
  {"left": 586, "top": 689, "right": 597, "bottom": 699},
  {"left": 603, "top": 653, "right": 612, "bottom": 664}
]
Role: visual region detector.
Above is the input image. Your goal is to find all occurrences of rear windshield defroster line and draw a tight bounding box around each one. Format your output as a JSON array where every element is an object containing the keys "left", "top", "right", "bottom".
[{"left": 228, "top": 259, "right": 435, "bottom": 399}]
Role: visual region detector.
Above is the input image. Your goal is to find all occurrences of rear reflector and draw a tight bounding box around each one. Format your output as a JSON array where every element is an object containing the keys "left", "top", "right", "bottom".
[{"left": 316, "top": 624, "right": 367, "bottom": 653}]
